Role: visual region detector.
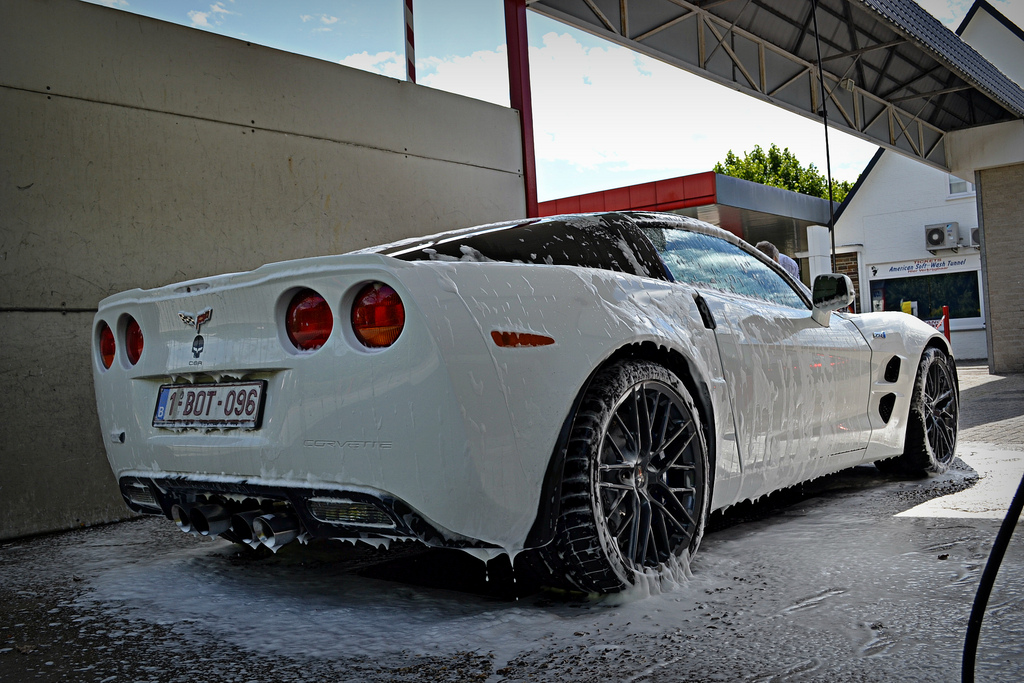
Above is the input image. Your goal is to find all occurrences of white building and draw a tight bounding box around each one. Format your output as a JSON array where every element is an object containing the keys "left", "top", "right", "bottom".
[
  {"left": 827, "top": 151, "right": 986, "bottom": 358},
  {"left": 819, "top": 0, "right": 1024, "bottom": 362}
]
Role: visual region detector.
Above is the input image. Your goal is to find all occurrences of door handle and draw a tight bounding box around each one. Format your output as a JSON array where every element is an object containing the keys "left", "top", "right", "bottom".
[{"left": 693, "top": 293, "right": 717, "bottom": 330}]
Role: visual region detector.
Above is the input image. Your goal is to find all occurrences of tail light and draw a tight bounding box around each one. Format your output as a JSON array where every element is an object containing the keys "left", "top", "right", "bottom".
[
  {"left": 286, "top": 289, "right": 333, "bottom": 351},
  {"left": 351, "top": 283, "right": 405, "bottom": 348},
  {"left": 125, "top": 316, "right": 144, "bottom": 365},
  {"left": 99, "top": 322, "right": 115, "bottom": 369}
]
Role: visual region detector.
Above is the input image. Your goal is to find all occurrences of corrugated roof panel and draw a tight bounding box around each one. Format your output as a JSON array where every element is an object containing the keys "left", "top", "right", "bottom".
[{"left": 858, "top": 0, "right": 1024, "bottom": 116}]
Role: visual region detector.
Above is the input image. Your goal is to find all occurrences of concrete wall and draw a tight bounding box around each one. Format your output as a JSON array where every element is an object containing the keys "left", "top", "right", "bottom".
[
  {"left": 0, "top": 0, "right": 526, "bottom": 539},
  {"left": 978, "top": 163, "right": 1024, "bottom": 373}
]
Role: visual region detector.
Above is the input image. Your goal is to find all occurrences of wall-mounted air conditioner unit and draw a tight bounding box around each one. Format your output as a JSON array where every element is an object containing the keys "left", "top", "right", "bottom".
[
  {"left": 925, "top": 222, "right": 959, "bottom": 251},
  {"left": 963, "top": 226, "right": 981, "bottom": 248}
]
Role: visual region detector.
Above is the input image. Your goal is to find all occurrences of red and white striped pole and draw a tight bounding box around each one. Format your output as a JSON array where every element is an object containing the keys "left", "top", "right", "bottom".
[{"left": 405, "top": 0, "right": 416, "bottom": 83}]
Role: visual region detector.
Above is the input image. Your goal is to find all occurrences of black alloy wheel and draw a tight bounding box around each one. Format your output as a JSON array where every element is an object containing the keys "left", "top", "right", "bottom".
[
  {"left": 537, "top": 360, "right": 709, "bottom": 593},
  {"left": 875, "top": 347, "right": 959, "bottom": 474},
  {"left": 921, "top": 351, "right": 958, "bottom": 466},
  {"left": 596, "top": 376, "right": 704, "bottom": 570}
]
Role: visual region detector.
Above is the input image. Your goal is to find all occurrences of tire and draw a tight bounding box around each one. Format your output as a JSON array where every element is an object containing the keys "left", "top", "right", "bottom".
[
  {"left": 536, "top": 360, "right": 710, "bottom": 593},
  {"left": 875, "top": 347, "right": 959, "bottom": 475}
]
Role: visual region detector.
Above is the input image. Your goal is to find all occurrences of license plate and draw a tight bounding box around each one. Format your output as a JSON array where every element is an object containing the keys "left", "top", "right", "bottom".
[{"left": 153, "top": 381, "right": 267, "bottom": 430}]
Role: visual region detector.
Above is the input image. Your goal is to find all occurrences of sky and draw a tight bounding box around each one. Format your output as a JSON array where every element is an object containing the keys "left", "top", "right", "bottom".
[{"left": 84, "top": 0, "right": 1024, "bottom": 201}]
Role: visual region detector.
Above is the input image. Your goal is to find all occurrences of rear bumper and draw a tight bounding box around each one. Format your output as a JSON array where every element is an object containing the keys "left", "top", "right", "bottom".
[
  {"left": 119, "top": 473, "right": 500, "bottom": 549},
  {"left": 93, "top": 257, "right": 547, "bottom": 550}
]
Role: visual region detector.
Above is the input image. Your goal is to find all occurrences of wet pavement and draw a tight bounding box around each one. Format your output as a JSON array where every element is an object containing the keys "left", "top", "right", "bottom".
[{"left": 1, "top": 361, "right": 1023, "bottom": 682}]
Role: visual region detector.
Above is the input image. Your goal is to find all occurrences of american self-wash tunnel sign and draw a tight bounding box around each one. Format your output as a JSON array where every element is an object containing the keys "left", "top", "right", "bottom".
[{"left": 870, "top": 256, "right": 971, "bottom": 278}]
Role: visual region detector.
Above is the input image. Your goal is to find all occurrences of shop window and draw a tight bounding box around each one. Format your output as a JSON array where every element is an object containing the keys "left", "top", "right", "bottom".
[{"left": 870, "top": 271, "right": 981, "bottom": 320}]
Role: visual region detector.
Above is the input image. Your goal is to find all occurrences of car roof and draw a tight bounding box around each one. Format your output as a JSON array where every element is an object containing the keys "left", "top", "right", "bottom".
[{"left": 357, "top": 211, "right": 761, "bottom": 282}]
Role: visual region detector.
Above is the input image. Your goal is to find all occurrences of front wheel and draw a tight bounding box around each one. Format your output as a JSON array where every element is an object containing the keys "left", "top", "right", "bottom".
[
  {"left": 537, "top": 360, "right": 710, "bottom": 593},
  {"left": 875, "top": 347, "right": 959, "bottom": 475}
]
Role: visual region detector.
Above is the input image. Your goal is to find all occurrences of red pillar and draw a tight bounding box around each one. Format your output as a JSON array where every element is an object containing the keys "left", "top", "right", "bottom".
[{"left": 504, "top": 0, "right": 538, "bottom": 218}]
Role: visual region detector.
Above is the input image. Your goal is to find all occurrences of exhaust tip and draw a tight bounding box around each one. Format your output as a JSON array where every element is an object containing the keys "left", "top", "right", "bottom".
[
  {"left": 171, "top": 504, "right": 192, "bottom": 533},
  {"left": 252, "top": 513, "right": 300, "bottom": 551},
  {"left": 230, "top": 509, "right": 264, "bottom": 546},
  {"left": 189, "top": 504, "right": 232, "bottom": 536}
]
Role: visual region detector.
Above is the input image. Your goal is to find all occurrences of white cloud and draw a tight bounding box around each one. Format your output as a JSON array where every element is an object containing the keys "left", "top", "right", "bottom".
[
  {"left": 916, "top": 0, "right": 974, "bottom": 27},
  {"left": 338, "top": 51, "right": 405, "bottom": 81},
  {"left": 418, "top": 47, "right": 511, "bottom": 107},
  {"left": 189, "top": 2, "right": 235, "bottom": 28},
  {"left": 300, "top": 13, "right": 339, "bottom": 29},
  {"left": 91, "top": 0, "right": 129, "bottom": 7},
  {"left": 188, "top": 10, "right": 211, "bottom": 27}
]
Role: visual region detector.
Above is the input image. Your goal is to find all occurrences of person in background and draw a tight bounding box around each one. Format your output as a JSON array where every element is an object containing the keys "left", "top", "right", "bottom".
[{"left": 756, "top": 240, "right": 800, "bottom": 280}]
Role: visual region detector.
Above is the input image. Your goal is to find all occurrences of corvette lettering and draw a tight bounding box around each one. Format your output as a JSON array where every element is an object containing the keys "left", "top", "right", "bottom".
[{"left": 303, "top": 440, "right": 393, "bottom": 449}]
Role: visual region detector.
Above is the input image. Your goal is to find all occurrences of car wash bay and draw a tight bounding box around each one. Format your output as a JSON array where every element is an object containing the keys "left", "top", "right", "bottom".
[{"left": 2, "top": 363, "right": 1022, "bottom": 682}]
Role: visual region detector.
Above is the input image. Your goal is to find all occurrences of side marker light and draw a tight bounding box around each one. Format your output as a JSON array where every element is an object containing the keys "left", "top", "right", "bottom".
[{"left": 490, "top": 331, "right": 555, "bottom": 348}]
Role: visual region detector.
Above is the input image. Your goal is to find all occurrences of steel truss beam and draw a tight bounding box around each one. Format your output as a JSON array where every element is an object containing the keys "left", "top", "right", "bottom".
[{"left": 528, "top": 0, "right": 954, "bottom": 170}]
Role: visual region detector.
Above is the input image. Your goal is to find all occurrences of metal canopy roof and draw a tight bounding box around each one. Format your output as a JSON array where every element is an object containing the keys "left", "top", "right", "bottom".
[{"left": 526, "top": 0, "right": 1024, "bottom": 171}]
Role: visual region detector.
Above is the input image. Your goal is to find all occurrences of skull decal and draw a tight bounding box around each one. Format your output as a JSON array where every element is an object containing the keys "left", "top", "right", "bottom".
[{"left": 180, "top": 308, "right": 213, "bottom": 360}]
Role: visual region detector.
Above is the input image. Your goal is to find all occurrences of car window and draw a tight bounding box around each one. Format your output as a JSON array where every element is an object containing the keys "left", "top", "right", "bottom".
[
  {"left": 386, "top": 214, "right": 670, "bottom": 280},
  {"left": 643, "top": 227, "right": 808, "bottom": 309}
]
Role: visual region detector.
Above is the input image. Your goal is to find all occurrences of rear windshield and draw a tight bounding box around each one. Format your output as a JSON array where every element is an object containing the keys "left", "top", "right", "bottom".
[{"left": 386, "top": 214, "right": 670, "bottom": 280}]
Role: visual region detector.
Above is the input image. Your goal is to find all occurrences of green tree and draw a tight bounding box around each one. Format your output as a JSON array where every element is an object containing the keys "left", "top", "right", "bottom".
[{"left": 713, "top": 144, "right": 854, "bottom": 203}]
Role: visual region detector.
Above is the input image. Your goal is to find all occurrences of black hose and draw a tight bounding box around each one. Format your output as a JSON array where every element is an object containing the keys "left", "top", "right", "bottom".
[
  {"left": 810, "top": 0, "right": 837, "bottom": 271},
  {"left": 962, "top": 469, "right": 1024, "bottom": 682}
]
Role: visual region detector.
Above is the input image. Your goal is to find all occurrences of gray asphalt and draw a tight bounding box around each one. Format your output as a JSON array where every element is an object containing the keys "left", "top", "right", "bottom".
[{"left": 1, "top": 361, "right": 1022, "bottom": 682}]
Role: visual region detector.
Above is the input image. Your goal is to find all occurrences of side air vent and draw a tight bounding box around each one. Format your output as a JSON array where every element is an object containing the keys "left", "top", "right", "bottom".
[
  {"left": 878, "top": 393, "right": 897, "bottom": 423},
  {"left": 884, "top": 356, "right": 901, "bottom": 383}
]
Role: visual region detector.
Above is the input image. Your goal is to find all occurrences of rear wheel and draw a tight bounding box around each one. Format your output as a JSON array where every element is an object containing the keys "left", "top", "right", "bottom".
[
  {"left": 537, "top": 360, "right": 710, "bottom": 593},
  {"left": 875, "top": 347, "right": 959, "bottom": 475}
]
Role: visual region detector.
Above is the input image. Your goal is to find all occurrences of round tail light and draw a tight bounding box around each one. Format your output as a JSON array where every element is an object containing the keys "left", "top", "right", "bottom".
[
  {"left": 286, "top": 289, "right": 333, "bottom": 351},
  {"left": 99, "top": 321, "right": 116, "bottom": 369},
  {"left": 125, "top": 316, "right": 144, "bottom": 365},
  {"left": 351, "top": 283, "right": 405, "bottom": 348}
]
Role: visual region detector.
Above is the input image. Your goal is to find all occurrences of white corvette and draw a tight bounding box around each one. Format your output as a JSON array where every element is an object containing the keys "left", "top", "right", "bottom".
[{"left": 91, "top": 212, "right": 958, "bottom": 592}]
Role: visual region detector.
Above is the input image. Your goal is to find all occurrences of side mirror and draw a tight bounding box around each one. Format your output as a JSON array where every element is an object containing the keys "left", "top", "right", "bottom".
[{"left": 811, "top": 273, "right": 855, "bottom": 326}]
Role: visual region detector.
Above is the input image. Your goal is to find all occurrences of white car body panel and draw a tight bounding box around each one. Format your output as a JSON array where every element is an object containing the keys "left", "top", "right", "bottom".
[
  {"left": 699, "top": 292, "right": 875, "bottom": 505},
  {"left": 94, "top": 255, "right": 727, "bottom": 549},
  {"left": 92, "top": 213, "right": 953, "bottom": 556}
]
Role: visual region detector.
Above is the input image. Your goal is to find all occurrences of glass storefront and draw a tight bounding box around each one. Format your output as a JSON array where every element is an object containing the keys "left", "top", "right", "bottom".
[{"left": 869, "top": 270, "right": 981, "bottom": 320}]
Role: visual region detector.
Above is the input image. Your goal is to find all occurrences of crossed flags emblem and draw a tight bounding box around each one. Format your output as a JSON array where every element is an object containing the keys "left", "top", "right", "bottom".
[{"left": 179, "top": 308, "right": 213, "bottom": 334}]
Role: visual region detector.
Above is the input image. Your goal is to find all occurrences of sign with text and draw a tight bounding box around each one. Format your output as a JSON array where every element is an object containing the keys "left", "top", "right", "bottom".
[{"left": 869, "top": 256, "right": 973, "bottom": 279}]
